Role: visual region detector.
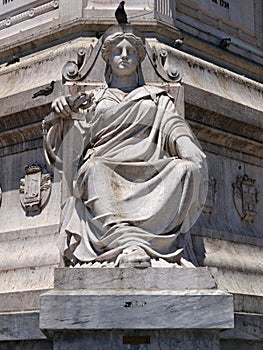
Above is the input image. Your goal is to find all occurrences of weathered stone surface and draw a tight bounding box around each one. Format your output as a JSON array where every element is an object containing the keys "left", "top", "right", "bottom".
[
  {"left": 176, "top": 0, "right": 262, "bottom": 47},
  {"left": 233, "top": 294, "right": 263, "bottom": 314},
  {"left": 0, "top": 231, "right": 59, "bottom": 271},
  {"left": 0, "top": 290, "right": 48, "bottom": 313},
  {"left": 0, "top": 226, "right": 60, "bottom": 296},
  {"left": 220, "top": 339, "right": 263, "bottom": 350},
  {"left": 197, "top": 237, "right": 263, "bottom": 274},
  {"left": 40, "top": 268, "right": 233, "bottom": 332},
  {"left": 54, "top": 267, "right": 216, "bottom": 290},
  {"left": 0, "top": 265, "right": 56, "bottom": 294},
  {"left": 221, "top": 313, "right": 263, "bottom": 341},
  {"left": 0, "top": 340, "right": 52, "bottom": 350},
  {"left": 0, "top": 312, "right": 46, "bottom": 341},
  {"left": 40, "top": 289, "right": 234, "bottom": 330},
  {"left": 53, "top": 329, "right": 220, "bottom": 350}
]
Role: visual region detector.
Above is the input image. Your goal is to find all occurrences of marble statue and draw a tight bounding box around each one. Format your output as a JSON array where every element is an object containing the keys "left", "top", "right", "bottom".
[{"left": 49, "top": 25, "right": 207, "bottom": 268}]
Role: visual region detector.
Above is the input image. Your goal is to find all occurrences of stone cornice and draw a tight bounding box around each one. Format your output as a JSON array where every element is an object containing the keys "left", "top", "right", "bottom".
[
  {"left": 190, "top": 121, "right": 263, "bottom": 160},
  {"left": 0, "top": 0, "right": 59, "bottom": 30}
]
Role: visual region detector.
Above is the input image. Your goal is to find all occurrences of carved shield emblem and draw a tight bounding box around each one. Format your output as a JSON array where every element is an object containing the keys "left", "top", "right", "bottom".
[
  {"left": 20, "top": 164, "right": 52, "bottom": 214},
  {"left": 232, "top": 174, "right": 258, "bottom": 223}
]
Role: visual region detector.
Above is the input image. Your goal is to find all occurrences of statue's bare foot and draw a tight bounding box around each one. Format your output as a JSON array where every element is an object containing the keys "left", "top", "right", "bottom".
[{"left": 116, "top": 245, "right": 151, "bottom": 268}]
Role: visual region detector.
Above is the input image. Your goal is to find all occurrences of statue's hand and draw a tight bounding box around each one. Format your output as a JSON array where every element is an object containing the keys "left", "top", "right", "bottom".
[
  {"left": 67, "top": 92, "right": 94, "bottom": 112},
  {"left": 51, "top": 95, "right": 72, "bottom": 118},
  {"left": 176, "top": 136, "right": 206, "bottom": 167},
  {"left": 51, "top": 92, "right": 94, "bottom": 118}
]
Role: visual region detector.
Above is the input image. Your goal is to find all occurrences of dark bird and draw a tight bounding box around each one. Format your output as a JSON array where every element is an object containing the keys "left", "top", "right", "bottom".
[
  {"left": 219, "top": 38, "right": 231, "bottom": 50},
  {"left": 32, "top": 81, "right": 55, "bottom": 99},
  {"left": 115, "top": 1, "right": 128, "bottom": 25},
  {"left": 174, "top": 37, "right": 184, "bottom": 49},
  {"left": 6, "top": 55, "right": 20, "bottom": 66}
]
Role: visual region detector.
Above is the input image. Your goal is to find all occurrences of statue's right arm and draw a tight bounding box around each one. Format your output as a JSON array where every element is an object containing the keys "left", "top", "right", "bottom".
[
  {"left": 51, "top": 92, "right": 95, "bottom": 118},
  {"left": 44, "top": 94, "right": 93, "bottom": 168}
]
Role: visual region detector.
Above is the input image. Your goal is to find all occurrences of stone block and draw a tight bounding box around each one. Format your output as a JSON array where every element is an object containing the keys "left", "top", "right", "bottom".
[
  {"left": 54, "top": 267, "right": 217, "bottom": 290},
  {"left": 0, "top": 312, "right": 46, "bottom": 341},
  {"left": 221, "top": 313, "right": 263, "bottom": 341},
  {"left": 53, "top": 329, "right": 220, "bottom": 350},
  {"left": 0, "top": 290, "right": 48, "bottom": 313},
  {"left": 40, "top": 268, "right": 234, "bottom": 332},
  {"left": 0, "top": 340, "right": 52, "bottom": 350},
  {"left": 40, "top": 288, "right": 234, "bottom": 331}
]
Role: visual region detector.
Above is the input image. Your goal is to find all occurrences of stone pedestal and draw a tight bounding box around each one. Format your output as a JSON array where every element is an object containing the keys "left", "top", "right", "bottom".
[{"left": 40, "top": 268, "right": 234, "bottom": 350}]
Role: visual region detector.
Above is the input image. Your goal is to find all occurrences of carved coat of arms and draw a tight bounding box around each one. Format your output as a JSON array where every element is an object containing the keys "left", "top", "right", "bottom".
[
  {"left": 20, "top": 164, "right": 52, "bottom": 214},
  {"left": 232, "top": 174, "right": 258, "bottom": 223}
]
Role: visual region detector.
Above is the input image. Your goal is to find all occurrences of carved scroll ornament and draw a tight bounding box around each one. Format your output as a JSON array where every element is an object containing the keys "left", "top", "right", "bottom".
[{"left": 147, "top": 43, "right": 182, "bottom": 83}]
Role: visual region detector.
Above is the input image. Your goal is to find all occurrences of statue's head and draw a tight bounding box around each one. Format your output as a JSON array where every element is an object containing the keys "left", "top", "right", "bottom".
[
  {"left": 101, "top": 25, "right": 146, "bottom": 86},
  {"left": 101, "top": 25, "right": 146, "bottom": 64}
]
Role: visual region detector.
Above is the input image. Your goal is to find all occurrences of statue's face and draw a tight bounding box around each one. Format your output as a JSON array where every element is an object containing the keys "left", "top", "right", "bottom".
[{"left": 109, "top": 38, "right": 139, "bottom": 77}]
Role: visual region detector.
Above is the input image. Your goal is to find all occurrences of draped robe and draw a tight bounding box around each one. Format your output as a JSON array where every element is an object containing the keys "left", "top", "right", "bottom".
[{"left": 57, "top": 85, "right": 207, "bottom": 264}]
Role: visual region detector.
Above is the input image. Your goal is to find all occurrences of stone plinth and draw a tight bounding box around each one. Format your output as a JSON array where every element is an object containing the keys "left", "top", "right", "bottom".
[{"left": 40, "top": 268, "right": 234, "bottom": 349}]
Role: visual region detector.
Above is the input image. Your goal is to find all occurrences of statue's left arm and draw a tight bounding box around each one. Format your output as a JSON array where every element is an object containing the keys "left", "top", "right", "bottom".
[{"left": 162, "top": 95, "right": 206, "bottom": 167}]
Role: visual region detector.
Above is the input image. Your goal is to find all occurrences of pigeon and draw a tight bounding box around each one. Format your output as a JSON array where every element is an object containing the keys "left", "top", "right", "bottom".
[
  {"left": 32, "top": 81, "right": 55, "bottom": 99},
  {"left": 219, "top": 38, "right": 231, "bottom": 50},
  {"left": 115, "top": 1, "right": 128, "bottom": 25},
  {"left": 6, "top": 55, "right": 20, "bottom": 66},
  {"left": 174, "top": 38, "right": 184, "bottom": 49}
]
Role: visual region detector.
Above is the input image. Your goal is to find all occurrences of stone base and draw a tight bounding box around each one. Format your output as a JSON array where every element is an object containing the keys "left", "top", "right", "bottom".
[
  {"left": 40, "top": 268, "right": 234, "bottom": 349},
  {"left": 53, "top": 330, "right": 220, "bottom": 350}
]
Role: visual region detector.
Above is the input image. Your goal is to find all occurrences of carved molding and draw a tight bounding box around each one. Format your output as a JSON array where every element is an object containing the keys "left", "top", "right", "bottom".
[
  {"left": 0, "top": 0, "right": 59, "bottom": 30},
  {"left": 19, "top": 164, "right": 52, "bottom": 214},
  {"left": 232, "top": 174, "right": 258, "bottom": 223},
  {"left": 0, "top": 185, "right": 2, "bottom": 207}
]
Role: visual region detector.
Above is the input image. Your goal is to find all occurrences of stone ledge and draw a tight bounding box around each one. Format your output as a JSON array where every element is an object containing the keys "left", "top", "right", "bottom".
[
  {"left": 0, "top": 311, "right": 46, "bottom": 341},
  {"left": 54, "top": 267, "right": 217, "bottom": 290},
  {"left": 233, "top": 295, "right": 263, "bottom": 315},
  {"left": 220, "top": 313, "right": 263, "bottom": 341},
  {"left": 0, "top": 290, "right": 48, "bottom": 313}
]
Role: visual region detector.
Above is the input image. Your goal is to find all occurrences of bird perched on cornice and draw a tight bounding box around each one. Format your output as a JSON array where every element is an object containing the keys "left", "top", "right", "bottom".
[
  {"left": 115, "top": 1, "right": 129, "bottom": 25},
  {"left": 219, "top": 38, "right": 231, "bottom": 50},
  {"left": 32, "top": 81, "right": 55, "bottom": 99},
  {"left": 174, "top": 38, "right": 184, "bottom": 49},
  {"left": 6, "top": 54, "right": 20, "bottom": 66}
]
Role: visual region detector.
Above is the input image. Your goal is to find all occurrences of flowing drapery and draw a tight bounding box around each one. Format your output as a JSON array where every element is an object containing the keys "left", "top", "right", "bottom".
[{"left": 57, "top": 86, "right": 207, "bottom": 263}]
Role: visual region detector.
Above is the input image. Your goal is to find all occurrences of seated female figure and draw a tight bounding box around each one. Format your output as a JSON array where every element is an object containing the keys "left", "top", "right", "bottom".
[{"left": 51, "top": 25, "right": 207, "bottom": 268}]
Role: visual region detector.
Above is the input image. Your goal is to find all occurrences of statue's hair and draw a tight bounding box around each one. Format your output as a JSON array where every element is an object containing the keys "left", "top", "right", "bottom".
[{"left": 101, "top": 25, "right": 146, "bottom": 63}]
